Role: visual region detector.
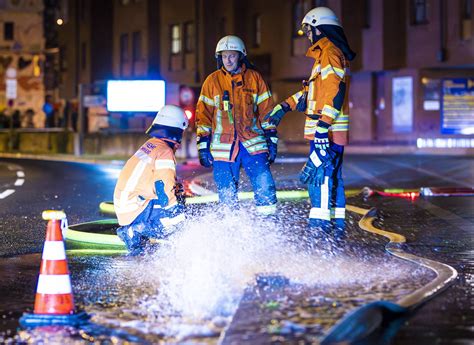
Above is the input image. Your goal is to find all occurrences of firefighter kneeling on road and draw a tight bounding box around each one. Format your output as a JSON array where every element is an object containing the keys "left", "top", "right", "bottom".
[
  {"left": 196, "top": 35, "right": 278, "bottom": 215},
  {"left": 114, "top": 105, "right": 188, "bottom": 255},
  {"left": 265, "top": 7, "right": 356, "bottom": 234}
]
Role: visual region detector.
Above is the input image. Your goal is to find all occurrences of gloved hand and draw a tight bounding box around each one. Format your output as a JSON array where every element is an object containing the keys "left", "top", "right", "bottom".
[
  {"left": 299, "top": 149, "right": 334, "bottom": 186},
  {"left": 295, "top": 92, "right": 307, "bottom": 112},
  {"left": 299, "top": 157, "right": 318, "bottom": 185},
  {"left": 263, "top": 102, "right": 291, "bottom": 127},
  {"left": 314, "top": 120, "right": 331, "bottom": 151},
  {"left": 264, "top": 130, "right": 278, "bottom": 164},
  {"left": 197, "top": 136, "right": 213, "bottom": 167},
  {"left": 173, "top": 182, "right": 186, "bottom": 205}
]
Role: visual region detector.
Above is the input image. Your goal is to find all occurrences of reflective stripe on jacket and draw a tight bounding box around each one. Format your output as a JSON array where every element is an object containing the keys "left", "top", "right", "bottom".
[
  {"left": 196, "top": 65, "right": 276, "bottom": 162},
  {"left": 114, "top": 138, "right": 178, "bottom": 226},
  {"left": 285, "top": 37, "right": 350, "bottom": 145}
]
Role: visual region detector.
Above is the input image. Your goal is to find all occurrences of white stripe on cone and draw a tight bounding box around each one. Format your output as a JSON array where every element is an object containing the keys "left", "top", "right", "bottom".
[
  {"left": 42, "top": 241, "right": 66, "bottom": 260},
  {"left": 36, "top": 274, "right": 72, "bottom": 294}
]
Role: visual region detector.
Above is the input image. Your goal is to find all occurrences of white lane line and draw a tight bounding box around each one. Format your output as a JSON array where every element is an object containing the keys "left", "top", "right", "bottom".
[
  {"left": 0, "top": 189, "right": 15, "bottom": 199},
  {"left": 14, "top": 179, "right": 25, "bottom": 186},
  {"left": 16, "top": 171, "right": 25, "bottom": 177}
]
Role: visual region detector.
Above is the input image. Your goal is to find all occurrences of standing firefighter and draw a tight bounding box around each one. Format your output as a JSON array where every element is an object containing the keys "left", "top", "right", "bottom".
[
  {"left": 265, "top": 7, "right": 355, "bottom": 232},
  {"left": 114, "top": 105, "right": 187, "bottom": 255},
  {"left": 196, "top": 35, "right": 278, "bottom": 215}
]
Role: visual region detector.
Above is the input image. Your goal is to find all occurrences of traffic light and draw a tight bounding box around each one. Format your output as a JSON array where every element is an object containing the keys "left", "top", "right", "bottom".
[
  {"left": 182, "top": 105, "right": 195, "bottom": 129},
  {"left": 179, "top": 85, "right": 198, "bottom": 129}
]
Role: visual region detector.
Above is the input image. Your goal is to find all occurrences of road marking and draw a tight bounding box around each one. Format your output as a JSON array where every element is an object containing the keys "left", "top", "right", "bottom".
[
  {"left": 0, "top": 189, "right": 15, "bottom": 199},
  {"left": 0, "top": 164, "right": 25, "bottom": 200},
  {"left": 376, "top": 158, "right": 473, "bottom": 188},
  {"left": 345, "top": 163, "right": 391, "bottom": 188},
  {"left": 415, "top": 198, "right": 474, "bottom": 228}
]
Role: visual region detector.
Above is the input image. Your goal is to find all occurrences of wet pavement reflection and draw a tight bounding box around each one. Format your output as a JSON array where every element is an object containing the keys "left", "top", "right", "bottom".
[{"left": 0, "top": 200, "right": 437, "bottom": 344}]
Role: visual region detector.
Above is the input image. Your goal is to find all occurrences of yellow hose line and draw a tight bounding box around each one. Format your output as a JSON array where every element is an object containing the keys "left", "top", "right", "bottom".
[
  {"left": 100, "top": 189, "right": 362, "bottom": 214},
  {"left": 67, "top": 249, "right": 127, "bottom": 255},
  {"left": 353, "top": 206, "right": 457, "bottom": 310},
  {"left": 358, "top": 209, "right": 406, "bottom": 244}
]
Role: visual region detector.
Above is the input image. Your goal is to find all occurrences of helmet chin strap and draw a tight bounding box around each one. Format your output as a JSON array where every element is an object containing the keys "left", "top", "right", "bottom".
[{"left": 309, "top": 25, "right": 324, "bottom": 45}]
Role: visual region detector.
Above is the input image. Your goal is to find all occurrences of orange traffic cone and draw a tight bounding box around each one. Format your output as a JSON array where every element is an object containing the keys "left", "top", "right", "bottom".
[{"left": 19, "top": 210, "right": 90, "bottom": 328}]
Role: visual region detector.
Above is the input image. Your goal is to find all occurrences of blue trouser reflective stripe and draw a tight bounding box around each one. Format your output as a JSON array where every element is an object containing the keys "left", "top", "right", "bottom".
[
  {"left": 308, "top": 141, "right": 345, "bottom": 221},
  {"left": 213, "top": 142, "right": 277, "bottom": 208}
]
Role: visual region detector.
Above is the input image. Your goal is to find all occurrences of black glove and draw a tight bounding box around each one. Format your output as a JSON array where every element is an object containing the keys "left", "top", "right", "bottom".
[
  {"left": 197, "top": 136, "right": 213, "bottom": 167},
  {"left": 263, "top": 102, "right": 291, "bottom": 127},
  {"left": 173, "top": 182, "right": 186, "bottom": 206},
  {"left": 264, "top": 130, "right": 278, "bottom": 164}
]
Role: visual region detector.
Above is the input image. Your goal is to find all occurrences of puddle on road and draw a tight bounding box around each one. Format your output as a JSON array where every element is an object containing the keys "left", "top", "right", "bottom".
[{"left": 2, "top": 201, "right": 433, "bottom": 344}]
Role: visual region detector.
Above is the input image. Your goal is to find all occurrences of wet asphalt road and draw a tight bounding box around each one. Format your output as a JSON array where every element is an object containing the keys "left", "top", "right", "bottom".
[{"left": 0, "top": 154, "right": 472, "bottom": 344}]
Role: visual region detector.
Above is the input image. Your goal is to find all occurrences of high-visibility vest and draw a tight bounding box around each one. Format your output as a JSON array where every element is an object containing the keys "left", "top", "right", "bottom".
[
  {"left": 286, "top": 37, "right": 350, "bottom": 145},
  {"left": 196, "top": 65, "right": 276, "bottom": 162}
]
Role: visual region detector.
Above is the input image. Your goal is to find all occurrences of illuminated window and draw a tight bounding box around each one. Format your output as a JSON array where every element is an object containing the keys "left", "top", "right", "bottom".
[
  {"left": 184, "top": 22, "right": 194, "bottom": 53},
  {"left": 292, "top": 0, "right": 324, "bottom": 36},
  {"left": 411, "top": 0, "right": 428, "bottom": 25},
  {"left": 171, "top": 24, "right": 181, "bottom": 54}
]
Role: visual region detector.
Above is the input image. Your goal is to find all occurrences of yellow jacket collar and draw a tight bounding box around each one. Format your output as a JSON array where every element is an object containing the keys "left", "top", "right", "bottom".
[{"left": 306, "top": 37, "right": 332, "bottom": 59}]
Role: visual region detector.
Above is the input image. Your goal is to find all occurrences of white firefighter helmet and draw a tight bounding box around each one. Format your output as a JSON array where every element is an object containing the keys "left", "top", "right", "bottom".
[
  {"left": 215, "top": 35, "right": 247, "bottom": 57},
  {"left": 147, "top": 105, "right": 188, "bottom": 132},
  {"left": 301, "top": 7, "right": 342, "bottom": 28}
]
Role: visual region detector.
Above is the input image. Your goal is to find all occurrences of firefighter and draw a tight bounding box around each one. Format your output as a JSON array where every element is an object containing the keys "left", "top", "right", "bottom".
[
  {"left": 265, "top": 7, "right": 356, "bottom": 232},
  {"left": 114, "top": 105, "right": 187, "bottom": 255},
  {"left": 196, "top": 35, "right": 278, "bottom": 215}
]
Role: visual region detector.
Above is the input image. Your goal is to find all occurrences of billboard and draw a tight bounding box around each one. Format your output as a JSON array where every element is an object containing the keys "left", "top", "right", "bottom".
[
  {"left": 107, "top": 80, "right": 165, "bottom": 112},
  {"left": 392, "top": 76, "right": 413, "bottom": 133},
  {"left": 441, "top": 78, "right": 474, "bottom": 135}
]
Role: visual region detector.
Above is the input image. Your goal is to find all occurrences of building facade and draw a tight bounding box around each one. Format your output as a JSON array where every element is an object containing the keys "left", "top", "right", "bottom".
[
  {"left": 0, "top": 0, "right": 45, "bottom": 127},
  {"left": 56, "top": 0, "right": 474, "bottom": 146}
]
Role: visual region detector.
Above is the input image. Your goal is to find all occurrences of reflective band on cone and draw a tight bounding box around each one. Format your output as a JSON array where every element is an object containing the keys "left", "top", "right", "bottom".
[
  {"left": 20, "top": 211, "right": 91, "bottom": 328},
  {"left": 33, "top": 218, "right": 74, "bottom": 315}
]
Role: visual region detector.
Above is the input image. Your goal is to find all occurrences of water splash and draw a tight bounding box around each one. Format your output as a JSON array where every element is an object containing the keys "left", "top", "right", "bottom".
[{"left": 113, "top": 202, "right": 420, "bottom": 321}]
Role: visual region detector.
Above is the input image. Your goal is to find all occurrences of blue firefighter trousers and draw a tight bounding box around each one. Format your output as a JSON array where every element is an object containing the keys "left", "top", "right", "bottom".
[
  {"left": 212, "top": 142, "right": 277, "bottom": 214},
  {"left": 308, "top": 140, "right": 346, "bottom": 229},
  {"left": 117, "top": 200, "right": 184, "bottom": 254}
]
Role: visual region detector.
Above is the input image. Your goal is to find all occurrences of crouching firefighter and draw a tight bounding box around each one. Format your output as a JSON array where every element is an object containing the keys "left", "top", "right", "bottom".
[
  {"left": 114, "top": 105, "right": 188, "bottom": 254},
  {"left": 264, "top": 7, "right": 355, "bottom": 232},
  {"left": 196, "top": 35, "right": 278, "bottom": 215}
]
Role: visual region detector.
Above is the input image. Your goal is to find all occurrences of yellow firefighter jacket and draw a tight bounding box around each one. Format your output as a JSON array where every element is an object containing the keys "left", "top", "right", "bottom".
[
  {"left": 196, "top": 65, "right": 276, "bottom": 162},
  {"left": 114, "top": 138, "right": 178, "bottom": 226},
  {"left": 285, "top": 37, "right": 350, "bottom": 145}
]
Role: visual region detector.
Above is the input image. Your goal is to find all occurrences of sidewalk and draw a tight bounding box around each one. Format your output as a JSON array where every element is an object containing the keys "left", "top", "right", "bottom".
[{"left": 1, "top": 142, "right": 473, "bottom": 165}]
